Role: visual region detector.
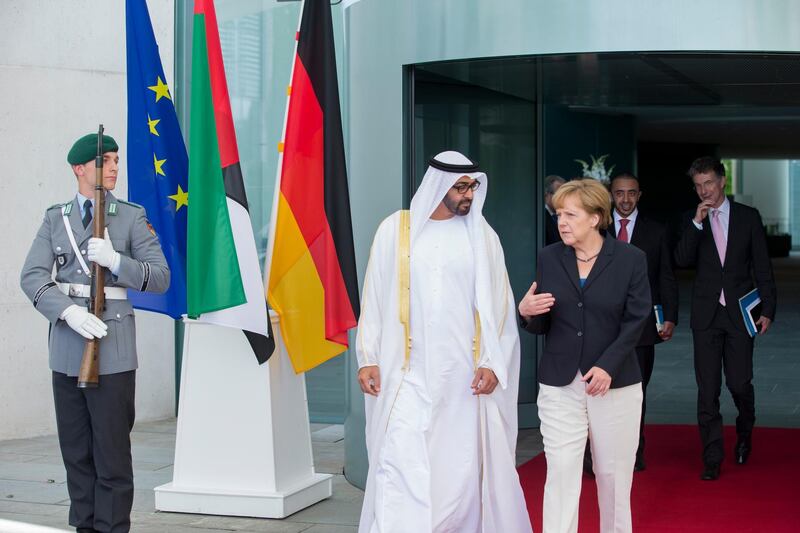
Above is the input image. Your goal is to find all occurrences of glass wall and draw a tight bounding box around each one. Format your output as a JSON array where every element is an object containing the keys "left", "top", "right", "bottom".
[
  {"left": 734, "top": 160, "right": 792, "bottom": 256},
  {"left": 792, "top": 161, "right": 800, "bottom": 250}
]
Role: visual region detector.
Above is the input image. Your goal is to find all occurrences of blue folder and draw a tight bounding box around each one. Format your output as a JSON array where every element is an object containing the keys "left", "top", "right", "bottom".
[
  {"left": 738, "top": 288, "right": 762, "bottom": 337},
  {"left": 653, "top": 304, "right": 664, "bottom": 333}
]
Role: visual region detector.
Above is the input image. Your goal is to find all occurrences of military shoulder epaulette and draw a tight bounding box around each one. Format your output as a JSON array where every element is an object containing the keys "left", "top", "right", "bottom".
[
  {"left": 117, "top": 199, "right": 144, "bottom": 209},
  {"left": 47, "top": 202, "right": 68, "bottom": 210}
]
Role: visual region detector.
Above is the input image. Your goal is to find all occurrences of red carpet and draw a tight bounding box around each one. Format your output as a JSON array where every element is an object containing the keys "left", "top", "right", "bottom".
[{"left": 518, "top": 425, "right": 800, "bottom": 532}]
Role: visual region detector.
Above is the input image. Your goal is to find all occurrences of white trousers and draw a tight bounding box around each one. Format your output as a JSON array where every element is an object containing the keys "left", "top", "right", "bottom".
[{"left": 538, "top": 372, "right": 642, "bottom": 533}]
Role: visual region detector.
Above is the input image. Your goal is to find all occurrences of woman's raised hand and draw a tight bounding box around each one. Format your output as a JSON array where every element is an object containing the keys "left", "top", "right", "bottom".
[{"left": 518, "top": 281, "right": 555, "bottom": 318}]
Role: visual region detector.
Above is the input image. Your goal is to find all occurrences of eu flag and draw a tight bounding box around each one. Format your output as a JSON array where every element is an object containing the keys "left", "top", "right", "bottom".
[{"left": 126, "top": 0, "right": 188, "bottom": 318}]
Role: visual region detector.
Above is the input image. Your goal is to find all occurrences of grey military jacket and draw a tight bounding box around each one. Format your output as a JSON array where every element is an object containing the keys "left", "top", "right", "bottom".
[{"left": 20, "top": 192, "right": 170, "bottom": 376}]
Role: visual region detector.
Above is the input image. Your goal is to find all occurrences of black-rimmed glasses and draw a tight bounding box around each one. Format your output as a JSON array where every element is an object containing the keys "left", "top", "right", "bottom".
[{"left": 452, "top": 180, "right": 481, "bottom": 194}]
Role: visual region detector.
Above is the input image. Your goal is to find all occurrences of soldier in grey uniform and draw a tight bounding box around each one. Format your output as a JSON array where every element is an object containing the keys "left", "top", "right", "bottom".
[{"left": 20, "top": 132, "right": 169, "bottom": 533}]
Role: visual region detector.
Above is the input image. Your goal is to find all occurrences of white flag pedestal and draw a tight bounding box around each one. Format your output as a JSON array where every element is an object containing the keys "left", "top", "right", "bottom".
[{"left": 154, "top": 313, "right": 332, "bottom": 518}]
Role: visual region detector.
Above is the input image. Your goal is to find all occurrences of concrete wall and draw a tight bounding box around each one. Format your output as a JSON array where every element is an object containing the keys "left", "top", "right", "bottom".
[{"left": 0, "top": 0, "right": 176, "bottom": 440}]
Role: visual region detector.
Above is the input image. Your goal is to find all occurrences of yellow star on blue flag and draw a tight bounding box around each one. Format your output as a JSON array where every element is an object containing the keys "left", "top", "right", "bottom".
[
  {"left": 148, "top": 76, "right": 172, "bottom": 102},
  {"left": 168, "top": 184, "right": 188, "bottom": 211},
  {"left": 153, "top": 153, "right": 167, "bottom": 176},
  {"left": 148, "top": 115, "right": 160, "bottom": 136}
]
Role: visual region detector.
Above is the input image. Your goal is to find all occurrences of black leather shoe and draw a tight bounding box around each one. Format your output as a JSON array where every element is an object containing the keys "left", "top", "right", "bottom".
[
  {"left": 735, "top": 439, "right": 751, "bottom": 465},
  {"left": 701, "top": 463, "right": 720, "bottom": 480},
  {"left": 634, "top": 455, "right": 646, "bottom": 472}
]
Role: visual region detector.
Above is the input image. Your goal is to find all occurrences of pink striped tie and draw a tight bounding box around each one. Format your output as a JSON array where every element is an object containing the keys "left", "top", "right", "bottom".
[{"left": 710, "top": 209, "right": 726, "bottom": 305}]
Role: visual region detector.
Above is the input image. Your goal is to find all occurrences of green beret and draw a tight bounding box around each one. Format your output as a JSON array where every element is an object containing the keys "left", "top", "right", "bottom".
[{"left": 67, "top": 133, "right": 119, "bottom": 165}]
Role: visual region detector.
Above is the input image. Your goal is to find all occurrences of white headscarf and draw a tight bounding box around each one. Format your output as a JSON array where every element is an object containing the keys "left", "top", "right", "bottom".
[{"left": 409, "top": 150, "right": 487, "bottom": 246}]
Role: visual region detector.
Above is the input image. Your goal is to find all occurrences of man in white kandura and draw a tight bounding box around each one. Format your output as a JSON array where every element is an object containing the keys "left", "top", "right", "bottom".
[{"left": 355, "top": 151, "right": 532, "bottom": 533}]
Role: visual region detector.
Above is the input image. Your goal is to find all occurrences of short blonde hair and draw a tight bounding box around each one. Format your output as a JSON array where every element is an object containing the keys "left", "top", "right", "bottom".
[{"left": 552, "top": 178, "right": 612, "bottom": 230}]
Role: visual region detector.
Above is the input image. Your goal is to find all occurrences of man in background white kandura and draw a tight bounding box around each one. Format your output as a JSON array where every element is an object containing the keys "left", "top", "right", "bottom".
[{"left": 355, "top": 151, "right": 532, "bottom": 533}]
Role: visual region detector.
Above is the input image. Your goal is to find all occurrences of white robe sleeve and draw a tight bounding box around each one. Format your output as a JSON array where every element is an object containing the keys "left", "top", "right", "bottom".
[
  {"left": 355, "top": 216, "right": 394, "bottom": 369},
  {"left": 474, "top": 222, "right": 515, "bottom": 390}
]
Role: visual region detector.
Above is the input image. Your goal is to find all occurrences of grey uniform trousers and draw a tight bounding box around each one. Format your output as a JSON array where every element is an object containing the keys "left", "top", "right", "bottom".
[{"left": 52, "top": 371, "right": 136, "bottom": 533}]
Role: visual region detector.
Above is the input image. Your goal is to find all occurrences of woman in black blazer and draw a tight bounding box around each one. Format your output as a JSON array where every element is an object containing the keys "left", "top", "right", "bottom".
[{"left": 519, "top": 178, "right": 651, "bottom": 533}]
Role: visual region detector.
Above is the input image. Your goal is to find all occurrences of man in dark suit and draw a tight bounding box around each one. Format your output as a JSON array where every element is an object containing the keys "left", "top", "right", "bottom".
[
  {"left": 544, "top": 175, "right": 565, "bottom": 245},
  {"left": 609, "top": 173, "right": 679, "bottom": 471},
  {"left": 674, "top": 156, "right": 776, "bottom": 481}
]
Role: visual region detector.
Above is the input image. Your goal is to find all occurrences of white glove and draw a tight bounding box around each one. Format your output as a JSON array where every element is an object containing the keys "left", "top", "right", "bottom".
[
  {"left": 61, "top": 304, "right": 108, "bottom": 340},
  {"left": 87, "top": 228, "right": 121, "bottom": 273}
]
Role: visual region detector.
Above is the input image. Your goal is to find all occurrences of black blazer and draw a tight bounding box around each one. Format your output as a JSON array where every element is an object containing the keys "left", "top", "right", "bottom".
[
  {"left": 545, "top": 209, "right": 562, "bottom": 245},
  {"left": 674, "top": 201, "right": 776, "bottom": 332},
  {"left": 610, "top": 214, "right": 679, "bottom": 346},
  {"left": 522, "top": 234, "right": 652, "bottom": 388}
]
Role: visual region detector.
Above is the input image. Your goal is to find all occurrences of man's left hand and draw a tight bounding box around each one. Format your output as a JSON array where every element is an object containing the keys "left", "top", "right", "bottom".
[
  {"left": 87, "top": 229, "right": 120, "bottom": 270},
  {"left": 756, "top": 316, "right": 772, "bottom": 335},
  {"left": 659, "top": 321, "right": 676, "bottom": 341},
  {"left": 471, "top": 367, "right": 498, "bottom": 395}
]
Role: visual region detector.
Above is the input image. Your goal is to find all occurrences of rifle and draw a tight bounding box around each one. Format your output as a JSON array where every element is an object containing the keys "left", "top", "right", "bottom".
[{"left": 77, "top": 125, "right": 106, "bottom": 388}]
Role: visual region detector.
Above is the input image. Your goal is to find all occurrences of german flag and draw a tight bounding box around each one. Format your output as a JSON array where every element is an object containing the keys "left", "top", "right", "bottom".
[{"left": 266, "top": 0, "right": 359, "bottom": 373}]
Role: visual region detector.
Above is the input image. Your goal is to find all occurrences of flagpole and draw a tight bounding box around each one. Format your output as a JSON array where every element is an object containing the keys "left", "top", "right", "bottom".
[{"left": 263, "top": 0, "right": 306, "bottom": 299}]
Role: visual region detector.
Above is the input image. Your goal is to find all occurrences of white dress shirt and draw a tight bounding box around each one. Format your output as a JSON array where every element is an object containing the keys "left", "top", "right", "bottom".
[
  {"left": 692, "top": 197, "right": 730, "bottom": 239},
  {"left": 76, "top": 192, "right": 95, "bottom": 220},
  {"left": 613, "top": 208, "right": 639, "bottom": 243}
]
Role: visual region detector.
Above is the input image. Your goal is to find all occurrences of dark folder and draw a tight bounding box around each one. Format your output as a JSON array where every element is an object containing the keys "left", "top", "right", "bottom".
[
  {"left": 654, "top": 304, "right": 664, "bottom": 333},
  {"left": 738, "top": 289, "right": 762, "bottom": 337}
]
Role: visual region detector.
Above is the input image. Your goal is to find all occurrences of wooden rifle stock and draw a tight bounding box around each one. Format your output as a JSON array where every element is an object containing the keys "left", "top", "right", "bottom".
[{"left": 77, "top": 125, "right": 106, "bottom": 388}]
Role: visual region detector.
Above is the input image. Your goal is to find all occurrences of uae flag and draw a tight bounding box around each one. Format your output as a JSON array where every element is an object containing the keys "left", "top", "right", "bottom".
[
  {"left": 266, "top": 0, "right": 359, "bottom": 373},
  {"left": 188, "top": 0, "right": 274, "bottom": 363}
]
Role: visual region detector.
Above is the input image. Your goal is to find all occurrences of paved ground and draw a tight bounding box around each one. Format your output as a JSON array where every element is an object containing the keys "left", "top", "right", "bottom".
[
  {"left": 0, "top": 420, "right": 356, "bottom": 532},
  {"left": 0, "top": 419, "right": 541, "bottom": 532},
  {"left": 2, "top": 255, "right": 797, "bottom": 531}
]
